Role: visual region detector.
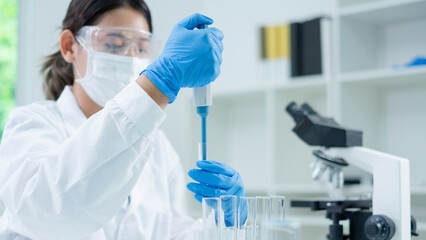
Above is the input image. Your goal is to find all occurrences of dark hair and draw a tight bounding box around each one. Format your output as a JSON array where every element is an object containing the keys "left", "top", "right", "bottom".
[{"left": 42, "top": 0, "right": 153, "bottom": 100}]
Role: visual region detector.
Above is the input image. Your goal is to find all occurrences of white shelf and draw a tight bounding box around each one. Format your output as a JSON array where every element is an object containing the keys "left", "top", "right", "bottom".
[
  {"left": 418, "top": 222, "right": 426, "bottom": 232},
  {"left": 269, "top": 75, "right": 327, "bottom": 91},
  {"left": 213, "top": 75, "right": 327, "bottom": 98},
  {"left": 273, "top": 184, "right": 329, "bottom": 195},
  {"left": 340, "top": 66, "right": 426, "bottom": 86},
  {"left": 272, "top": 183, "right": 373, "bottom": 195},
  {"left": 411, "top": 186, "right": 426, "bottom": 195},
  {"left": 177, "top": 83, "right": 266, "bottom": 100},
  {"left": 339, "top": 0, "right": 426, "bottom": 24},
  {"left": 214, "top": 83, "right": 266, "bottom": 98}
]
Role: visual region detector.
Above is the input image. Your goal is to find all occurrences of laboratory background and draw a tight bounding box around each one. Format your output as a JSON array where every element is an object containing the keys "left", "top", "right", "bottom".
[{"left": 0, "top": 0, "right": 426, "bottom": 239}]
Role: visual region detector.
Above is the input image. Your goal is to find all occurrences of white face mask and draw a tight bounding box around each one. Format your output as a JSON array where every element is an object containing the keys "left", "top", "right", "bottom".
[{"left": 74, "top": 47, "right": 150, "bottom": 107}]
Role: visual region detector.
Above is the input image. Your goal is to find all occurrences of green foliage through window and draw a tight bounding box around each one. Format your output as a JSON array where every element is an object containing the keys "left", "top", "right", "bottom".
[{"left": 0, "top": 0, "right": 18, "bottom": 139}]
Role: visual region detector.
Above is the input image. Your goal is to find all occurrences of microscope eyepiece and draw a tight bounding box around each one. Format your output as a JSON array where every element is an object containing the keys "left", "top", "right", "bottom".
[
  {"left": 285, "top": 101, "right": 363, "bottom": 147},
  {"left": 301, "top": 103, "right": 317, "bottom": 115},
  {"left": 286, "top": 102, "right": 305, "bottom": 123}
]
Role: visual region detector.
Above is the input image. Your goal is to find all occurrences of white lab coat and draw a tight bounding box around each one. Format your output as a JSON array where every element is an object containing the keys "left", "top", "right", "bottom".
[{"left": 0, "top": 82, "right": 198, "bottom": 240}]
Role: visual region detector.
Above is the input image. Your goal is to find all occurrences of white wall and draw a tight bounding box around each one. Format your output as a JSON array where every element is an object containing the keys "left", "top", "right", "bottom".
[{"left": 17, "top": 0, "right": 71, "bottom": 105}]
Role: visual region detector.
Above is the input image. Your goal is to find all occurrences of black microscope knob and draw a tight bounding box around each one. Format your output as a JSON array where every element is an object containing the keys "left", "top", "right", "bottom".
[
  {"left": 364, "top": 215, "right": 396, "bottom": 240},
  {"left": 412, "top": 216, "right": 419, "bottom": 237}
]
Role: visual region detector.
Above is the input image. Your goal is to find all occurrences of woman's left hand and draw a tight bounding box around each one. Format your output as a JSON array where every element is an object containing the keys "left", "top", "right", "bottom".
[{"left": 187, "top": 160, "right": 246, "bottom": 202}]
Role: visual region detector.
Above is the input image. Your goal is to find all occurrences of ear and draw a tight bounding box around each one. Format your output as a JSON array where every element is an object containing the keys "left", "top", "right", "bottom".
[{"left": 60, "top": 29, "right": 78, "bottom": 63}]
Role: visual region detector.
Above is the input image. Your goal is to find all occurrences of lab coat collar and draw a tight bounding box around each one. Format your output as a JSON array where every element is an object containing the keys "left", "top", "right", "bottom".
[{"left": 56, "top": 85, "right": 87, "bottom": 135}]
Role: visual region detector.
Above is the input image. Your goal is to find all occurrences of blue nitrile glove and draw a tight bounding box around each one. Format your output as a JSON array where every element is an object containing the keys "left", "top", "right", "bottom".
[
  {"left": 141, "top": 13, "right": 224, "bottom": 103},
  {"left": 187, "top": 160, "right": 247, "bottom": 227}
]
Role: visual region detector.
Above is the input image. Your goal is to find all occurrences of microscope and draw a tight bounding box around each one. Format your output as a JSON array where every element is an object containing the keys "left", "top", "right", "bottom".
[{"left": 285, "top": 102, "right": 418, "bottom": 240}]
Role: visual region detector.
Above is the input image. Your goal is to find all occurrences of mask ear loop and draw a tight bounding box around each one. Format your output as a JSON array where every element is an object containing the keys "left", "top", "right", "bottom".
[{"left": 72, "top": 62, "right": 84, "bottom": 80}]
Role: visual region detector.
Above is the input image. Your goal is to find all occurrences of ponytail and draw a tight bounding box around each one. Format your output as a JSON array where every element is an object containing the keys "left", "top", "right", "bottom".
[{"left": 41, "top": 50, "right": 74, "bottom": 100}]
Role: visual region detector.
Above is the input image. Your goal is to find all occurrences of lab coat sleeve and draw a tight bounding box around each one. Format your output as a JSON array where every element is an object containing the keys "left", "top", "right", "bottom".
[
  {"left": 0, "top": 82, "right": 166, "bottom": 240},
  {"left": 162, "top": 136, "right": 201, "bottom": 240}
]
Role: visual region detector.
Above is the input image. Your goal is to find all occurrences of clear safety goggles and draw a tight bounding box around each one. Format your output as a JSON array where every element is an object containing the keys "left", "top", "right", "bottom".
[{"left": 76, "top": 26, "right": 160, "bottom": 59}]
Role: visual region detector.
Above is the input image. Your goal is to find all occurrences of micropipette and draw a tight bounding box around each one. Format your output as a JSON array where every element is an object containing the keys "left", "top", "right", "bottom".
[{"left": 193, "top": 24, "right": 212, "bottom": 161}]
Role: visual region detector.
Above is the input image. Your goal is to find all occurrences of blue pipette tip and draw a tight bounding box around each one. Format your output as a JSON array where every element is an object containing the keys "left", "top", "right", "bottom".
[
  {"left": 197, "top": 106, "right": 209, "bottom": 160},
  {"left": 196, "top": 106, "right": 209, "bottom": 118}
]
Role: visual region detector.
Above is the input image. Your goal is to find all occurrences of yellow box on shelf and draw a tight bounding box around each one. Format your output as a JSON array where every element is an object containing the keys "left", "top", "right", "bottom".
[{"left": 261, "top": 24, "right": 290, "bottom": 59}]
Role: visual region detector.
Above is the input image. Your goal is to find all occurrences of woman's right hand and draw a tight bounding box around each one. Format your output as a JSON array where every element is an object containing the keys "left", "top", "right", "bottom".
[{"left": 141, "top": 13, "right": 224, "bottom": 103}]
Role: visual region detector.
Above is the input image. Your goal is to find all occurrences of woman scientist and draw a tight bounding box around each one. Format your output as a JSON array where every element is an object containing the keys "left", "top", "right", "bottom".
[{"left": 0, "top": 0, "right": 245, "bottom": 239}]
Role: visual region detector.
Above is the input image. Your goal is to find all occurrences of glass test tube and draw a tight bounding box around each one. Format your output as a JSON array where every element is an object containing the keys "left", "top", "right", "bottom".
[
  {"left": 255, "top": 196, "right": 271, "bottom": 240},
  {"left": 238, "top": 197, "right": 256, "bottom": 240},
  {"left": 191, "top": 227, "right": 203, "bottom": 240},
  {"left": 219, "top": 195, "right": 237, "bottom": 240},
  {"left": 270, "top": 196, "right": 286, "bottom": 221},
  {"left": 255, "top": 196, "right": 271, "bottom": 223},
  {"left": 202, "top": 197, "right": 220, "bottom": 240}
]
